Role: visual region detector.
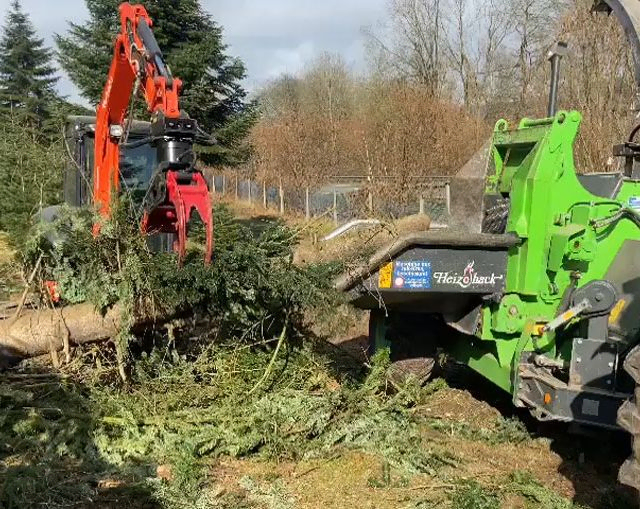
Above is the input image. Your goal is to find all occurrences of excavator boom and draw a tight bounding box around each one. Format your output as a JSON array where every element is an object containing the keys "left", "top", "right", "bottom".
[{"left": 93, "top": 2, "right": 213, "bottom": 264}]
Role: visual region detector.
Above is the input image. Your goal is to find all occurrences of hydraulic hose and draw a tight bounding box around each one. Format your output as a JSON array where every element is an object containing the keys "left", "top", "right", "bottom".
[
  {"left": 591, "top": 207, "right": 640, "bottom": 230},
  {"left": 121, "top": 136, "right": 163, "bottom": 149}
]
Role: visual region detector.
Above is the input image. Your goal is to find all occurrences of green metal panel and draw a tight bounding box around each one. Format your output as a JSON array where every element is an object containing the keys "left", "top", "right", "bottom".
[{"left": 459, "top": 110, "right": 640, "bottom": 397}]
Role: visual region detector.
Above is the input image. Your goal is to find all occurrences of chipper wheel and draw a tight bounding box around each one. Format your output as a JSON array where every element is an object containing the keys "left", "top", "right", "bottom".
[
  {"left": 368, "top": 310, "right": 438, "bottom": 386},
  {"left": 617, "top": 344, "right": 640, "bottom": 494}
]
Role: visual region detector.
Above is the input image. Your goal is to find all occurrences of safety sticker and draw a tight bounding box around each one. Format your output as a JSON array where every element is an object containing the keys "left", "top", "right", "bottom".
[
  {"left": 629, "top": 197, "right": 640, "bottom": 210},
  {"left": 393, "top": 261, "right": 432, "bottom": 289},
  {"left": 378, "top": 263, "right": 393, "bottom": 289}
]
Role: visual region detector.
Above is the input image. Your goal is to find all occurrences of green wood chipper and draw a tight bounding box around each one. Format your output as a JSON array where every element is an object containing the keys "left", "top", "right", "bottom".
[{"left": 339, "top": 0, "right": 640, "bottom": 492}]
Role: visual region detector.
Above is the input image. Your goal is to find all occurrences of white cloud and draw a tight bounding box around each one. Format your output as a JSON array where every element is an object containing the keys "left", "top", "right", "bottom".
[
  {"left": 211, "top": 0, "right": 382, "bottom": 38},
  {"left": 263, "top": 41, "right": 315, "bottom": 79},
  {"left": 211, "top": 0, "right": 386, "bottom": 89},
  {"left": 1, "top": 0, "right": 388, "bottom": 101}
]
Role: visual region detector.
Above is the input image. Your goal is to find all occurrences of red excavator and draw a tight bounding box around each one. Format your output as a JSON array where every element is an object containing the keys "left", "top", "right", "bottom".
[{"left": 61, "top": 2, "right": 214, "bottom": 264}]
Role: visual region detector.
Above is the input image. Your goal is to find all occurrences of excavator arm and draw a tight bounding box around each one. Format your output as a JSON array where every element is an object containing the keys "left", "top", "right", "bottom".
[{"left": 94, "top": 2, "right": 213, "bottom": 264}]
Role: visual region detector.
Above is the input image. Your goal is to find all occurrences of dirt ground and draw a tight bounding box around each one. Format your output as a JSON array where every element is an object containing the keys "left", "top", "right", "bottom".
[{"left": 203, "top": 330, "right": 636, "bottom": 509}]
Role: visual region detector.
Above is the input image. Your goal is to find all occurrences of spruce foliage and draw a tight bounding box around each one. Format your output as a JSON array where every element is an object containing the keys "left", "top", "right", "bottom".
[
  {"left": 26, "top": 202, "right": 341, "bottom": 350},
  {"left": 0, "top": 0, "right": 58, "bottom": 123},
  {"left": 0, "top": 2, "right": 65, "bottom": 247},
  {"left": 0, "top": 112, "right": 65, "bottom": 245}
]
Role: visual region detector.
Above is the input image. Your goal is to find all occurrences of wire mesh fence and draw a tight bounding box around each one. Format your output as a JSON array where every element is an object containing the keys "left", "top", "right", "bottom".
[{"left": 212, "top": 174, "right": 452, "bottom": 226}]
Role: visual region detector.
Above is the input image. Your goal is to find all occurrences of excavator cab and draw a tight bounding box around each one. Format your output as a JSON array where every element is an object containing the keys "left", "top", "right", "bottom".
[
  {"left": 64, "top": 115, "right": 157, "bottom": 208},
  {"left": 63, "top": 115, "right": 175, "bottom": 253}
]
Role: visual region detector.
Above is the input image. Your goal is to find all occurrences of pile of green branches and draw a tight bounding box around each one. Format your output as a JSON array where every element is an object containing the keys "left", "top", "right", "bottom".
[
  {"left": 0, "top": 342, "right": 455, "bottom": 509},
  {"left": 2, "top": 340, "right": 607, "bottom": 509},
  {"left": 23, "top": 201, "right": 340, "bottom": 374},
  {"left": 92, "top": 346, "right": 457, "bottom": 509}
]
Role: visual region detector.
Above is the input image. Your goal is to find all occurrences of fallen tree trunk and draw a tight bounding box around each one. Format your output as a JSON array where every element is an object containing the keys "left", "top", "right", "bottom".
[{"left": 0, "top": 304, "right": 164, "bottom": 367}]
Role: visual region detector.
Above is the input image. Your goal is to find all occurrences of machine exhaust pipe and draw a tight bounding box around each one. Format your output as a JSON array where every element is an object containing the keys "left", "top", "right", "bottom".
[{"left": 547, "top": 42, "right": 568, "bottom": 117}]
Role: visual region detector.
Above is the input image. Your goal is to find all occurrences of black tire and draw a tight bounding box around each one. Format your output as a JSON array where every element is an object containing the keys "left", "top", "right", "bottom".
[
  {"left": 387, "top": 357, "right": 436, "bottom": 386},
  {"left": 618, "top": 344, "right": 640, "bottom": 496},
  {"left": 368, "top": 310, "right": 439, "bottom": 385}
]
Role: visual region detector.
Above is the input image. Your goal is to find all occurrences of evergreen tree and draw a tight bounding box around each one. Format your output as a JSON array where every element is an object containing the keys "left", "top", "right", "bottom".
[
  {"left": 0, "top": 0, "right": 58, "bottom": 122},
  {"left": 56, "top": 0, "right": 252, "bottom": 165},
  {"left": 0, "top": 110, "right": 65, "bottom": 245}
]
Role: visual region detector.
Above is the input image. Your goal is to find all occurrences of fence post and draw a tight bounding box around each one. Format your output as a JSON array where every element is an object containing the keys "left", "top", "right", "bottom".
[
  {"left": 235, "top": 175, "right": 239, "bottom": 200},
  {"left": 305, "top": 187, "right": 310, "bottom": 220},
  {"left": 279, "top": 181, "right": 285, "bottom": 214},
  {"left": 419, "top": 196, "right": 425, "bottom": 215},
  {"left": 445, "top": 182, "right": 451, "bottom": 215},
  {"left": 222, "top": 175, "right": 226, "bottom": 195},
  {"left": 333, "top": 188, "right": 338, "bottom": 226},
  {"left": 263, "top": 181, "right": 267, "bottom": 209},
  {"left": 248, "top": 179, "right": 252, "bottom": 204},
  {"left": 367, "top": 190, "right": 373, "bottom": 214}
]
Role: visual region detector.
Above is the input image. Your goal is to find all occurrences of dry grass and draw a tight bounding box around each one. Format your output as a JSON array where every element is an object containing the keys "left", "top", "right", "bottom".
[
  {"left": 0, "top": 233, "right": 13, "bottom": 264},
  {"left": 217, "top": 196, "right": 278, "bottom": 221},
  {"left": 221, "top": 195, "right": 432, "bottom": 267},
  {"left": 212, "top": 451, "right": 436, "bottom": 509},
  {"left": 295, "top": 213, "right": 431, "bottom": 265}
]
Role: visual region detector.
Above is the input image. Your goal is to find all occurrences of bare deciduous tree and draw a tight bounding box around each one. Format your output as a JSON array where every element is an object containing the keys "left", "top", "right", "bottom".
[
  {"left": 247, "top": 0, "right": 639, "bottom": 203},
  {"left": 558, "top": 0, "right": 635, "bottom": 171},
  {"left": 366, "top": 0, "right": 566, "bottom": 118},
  {"left": 364, "top": 0, "right": 446, "bottom": 94}
]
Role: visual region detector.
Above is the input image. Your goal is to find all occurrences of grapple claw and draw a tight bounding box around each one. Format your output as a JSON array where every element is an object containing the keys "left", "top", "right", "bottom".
[{"left": 141, "top": 169, "right": 214, "bottom": 265}]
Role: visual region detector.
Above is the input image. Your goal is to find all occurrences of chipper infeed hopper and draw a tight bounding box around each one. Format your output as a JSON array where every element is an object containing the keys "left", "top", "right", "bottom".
[{"left": 339, "top": 0, "right": 640, "bottom": 491}]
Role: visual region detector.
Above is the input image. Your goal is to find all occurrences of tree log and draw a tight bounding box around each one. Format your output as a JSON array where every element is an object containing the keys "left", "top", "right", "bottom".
[{"left": 0, "top": 304, "right": 159, "bottom": 367}]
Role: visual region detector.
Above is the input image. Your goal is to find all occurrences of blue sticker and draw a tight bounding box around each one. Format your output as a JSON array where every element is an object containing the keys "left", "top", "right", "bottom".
[
  {"left": 393, "top": 261, "right": 432, "bottom": 289},
  {"left": 630, "top": 197, "right": 640, "bottom": 210}
]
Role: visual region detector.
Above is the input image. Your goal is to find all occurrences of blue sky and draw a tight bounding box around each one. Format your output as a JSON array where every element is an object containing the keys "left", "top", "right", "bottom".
[{"left": 1, "top": 0, "right": 388, "bottom": 105}]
